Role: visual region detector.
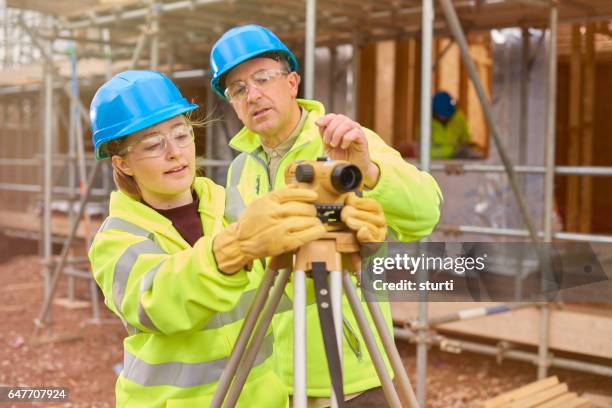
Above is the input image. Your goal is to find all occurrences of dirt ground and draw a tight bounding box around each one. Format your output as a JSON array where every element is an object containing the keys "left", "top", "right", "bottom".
[{"left": 1, "top": 250, "right": 611, "bottom": 407}]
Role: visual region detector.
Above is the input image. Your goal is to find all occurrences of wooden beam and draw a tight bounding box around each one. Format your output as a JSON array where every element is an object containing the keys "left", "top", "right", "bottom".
[
  {"left": 357, "top": 42, "right": 377, "bottom": 130},
  {"left": 374, "top": 40, "right": 396, "bottom": 145},
  {"left": 566, "top": 24, "right": 583, "bottom": 232},
  {"left": 483, "top": 376, "right": 559, "bottom": 408},
  {"left": 506, "top": 383, "right": 569, "bottom": 408},
  {"left": 394, "top": 38, "right": 417, "bottom": 146},
  {"left": 436, "top": 37, "right": 461, "bottom": 99},
  {"left": 465, "top": 33, "right": 492, "bottom": 152},
  {"left": 580, "top": 23, "right": 595, "bottom": 233}
]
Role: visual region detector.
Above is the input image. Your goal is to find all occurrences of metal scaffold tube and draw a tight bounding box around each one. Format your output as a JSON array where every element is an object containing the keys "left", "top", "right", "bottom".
[
  {"left": 42, "top": 54, "right": 53, "bottom": 305},
  {"left": 538, "top": 0, "right": 558, "bottom": 380},
  {"left": 417, "top": 0, "right": 434, "bottom": 405},
  {"left": 425, "top": 163, "right": 612, "bottom": 176},
  {"left": 436, "top": 224, "right": 612, "bottom": 243},
  {"left": 436, "top": 0, "right": 541, "bottom": 247},
  {"left": 304, "top": 0, "right": 316, "bottom": 100}
]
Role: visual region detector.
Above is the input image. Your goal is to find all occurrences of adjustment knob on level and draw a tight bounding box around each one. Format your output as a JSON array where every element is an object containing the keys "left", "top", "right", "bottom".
[{"left": 295, "top": 164, "right": 314, "bottom": 183}]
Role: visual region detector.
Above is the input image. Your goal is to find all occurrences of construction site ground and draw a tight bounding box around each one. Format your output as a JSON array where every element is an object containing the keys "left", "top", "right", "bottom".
[{"left": 1, "top": 241, "right": 611, "bottom": 408}]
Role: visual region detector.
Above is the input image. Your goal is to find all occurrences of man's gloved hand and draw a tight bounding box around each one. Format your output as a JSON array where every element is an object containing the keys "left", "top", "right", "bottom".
[
  {"left": 213, "top": 186, "right": 326, "bottom": 274},
  {"left": 341, "top": 193, "right": 387, "bottom": 243}
]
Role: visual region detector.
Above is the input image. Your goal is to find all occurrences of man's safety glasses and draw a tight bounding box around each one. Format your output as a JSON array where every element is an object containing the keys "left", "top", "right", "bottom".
[{"left": 224, "top": 69, "right": 289, "bottom": 102}]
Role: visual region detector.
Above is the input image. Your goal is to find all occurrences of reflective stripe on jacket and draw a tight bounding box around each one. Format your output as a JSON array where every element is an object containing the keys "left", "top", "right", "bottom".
[
  {"left": 225, "top": 99, "right": 442, "bottom": 396},
  {"left": 89, "top": 177, "right": 288, "bottom": 407}
]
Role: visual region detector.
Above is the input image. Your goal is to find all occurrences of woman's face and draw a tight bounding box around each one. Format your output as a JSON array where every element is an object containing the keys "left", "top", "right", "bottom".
[{"left": 111, "top": 115, "right": 196, "bottom": 208}]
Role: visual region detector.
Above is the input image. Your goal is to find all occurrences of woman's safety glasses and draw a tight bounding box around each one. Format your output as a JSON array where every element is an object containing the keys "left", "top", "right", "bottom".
[{"left": 120, "top": 124, "right": 194, "bottom": 159}]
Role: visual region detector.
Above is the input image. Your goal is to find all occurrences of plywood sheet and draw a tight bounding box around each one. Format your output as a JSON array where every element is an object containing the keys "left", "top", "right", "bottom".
[{"left": 392, "top": 302, "right": 612, "bottom": 359}]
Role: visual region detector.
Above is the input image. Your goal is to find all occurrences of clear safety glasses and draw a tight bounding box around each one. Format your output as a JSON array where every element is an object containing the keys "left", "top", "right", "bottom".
[
  {"left": 121, "top": 124, "right": 195, "bottom": 159},
  {"left": 224, "top": 69, "right": 289, "bottom": 102}
]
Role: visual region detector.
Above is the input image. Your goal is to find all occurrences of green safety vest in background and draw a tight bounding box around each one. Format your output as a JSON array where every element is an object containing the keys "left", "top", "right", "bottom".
[
  {"left": 225, "top": 99, "right": 443, "bottom": 397},
  {"left": 89, "top": 177, "right": 288, "bottom": 407},
  {"left": 431, "top": 110, "right": 472, "bottom": 159}
]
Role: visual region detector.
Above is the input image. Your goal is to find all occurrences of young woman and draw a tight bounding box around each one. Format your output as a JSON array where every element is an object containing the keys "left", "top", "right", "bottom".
[{"left": 88, "top": 70, "right": 326, "bottom": 407}]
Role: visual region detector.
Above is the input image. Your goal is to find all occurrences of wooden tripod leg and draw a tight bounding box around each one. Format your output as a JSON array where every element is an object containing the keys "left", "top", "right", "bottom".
[
  {"left": 210, "top": 266, "right": 279, "bottom": 408},
  {"left": 342, "top": 271, "right": 403, "bottom": 408},
  {"left": 224, "top": 267, "right": 292, "bottom": 407},
  {"left": 363, "top": 289, "right": 420, "bottom": 408}
]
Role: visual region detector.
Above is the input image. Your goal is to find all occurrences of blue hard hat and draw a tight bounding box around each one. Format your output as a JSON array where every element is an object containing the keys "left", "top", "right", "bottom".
[
  {"left": 432, "top": 91, "right": 456, "bottom": 118},
  {"left": 90, "top": 70, "right": 198, "bottom": 160},
  {"left": 210, "top": 24, "right": 298, "bottom": 100}
]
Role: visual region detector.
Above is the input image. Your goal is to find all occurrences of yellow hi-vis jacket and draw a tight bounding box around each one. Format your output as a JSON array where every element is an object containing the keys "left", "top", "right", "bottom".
[
  {"left": 224, "top": 99, "right": 443, "bottom": 397},
  {"left": 431, "top": 110, "right": 472, "bottom": 159},
  {"left": 88, "top": 177, "right": 288, "bottom": 407}
]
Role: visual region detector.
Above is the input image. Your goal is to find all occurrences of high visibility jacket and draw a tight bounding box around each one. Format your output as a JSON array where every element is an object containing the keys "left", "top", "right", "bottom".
[
  {"left": 89, "top": 177, "right": 288, "bottom": 408},
  {"left": 431, "top": 110, "right": 472, "bottom": 159},
  {"left": 225, "top": 99, "right": 442, "bottom": 397}
]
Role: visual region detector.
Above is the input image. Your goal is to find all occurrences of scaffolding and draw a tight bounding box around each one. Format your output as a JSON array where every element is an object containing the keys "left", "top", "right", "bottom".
[{"left": 1, "top": 0, "right": 611, "bottom": 406}]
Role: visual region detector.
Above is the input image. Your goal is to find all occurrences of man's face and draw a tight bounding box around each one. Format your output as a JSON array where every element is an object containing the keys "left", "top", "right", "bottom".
[{"left": 224, "top": 57, "right": 300, "bottom": 139}]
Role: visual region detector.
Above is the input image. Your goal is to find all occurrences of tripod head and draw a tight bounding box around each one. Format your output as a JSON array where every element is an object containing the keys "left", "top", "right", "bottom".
[{"left": 285, "top": 157, "right": 363, "bottom": 227}]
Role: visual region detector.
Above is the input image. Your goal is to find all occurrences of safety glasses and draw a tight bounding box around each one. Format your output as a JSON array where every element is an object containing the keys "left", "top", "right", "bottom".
[
  {"left": 120, "top": 124, "right": 195, "bottom": 159},
  {"left": 224, "top": 69, "right": 289, "bottom": 102}
]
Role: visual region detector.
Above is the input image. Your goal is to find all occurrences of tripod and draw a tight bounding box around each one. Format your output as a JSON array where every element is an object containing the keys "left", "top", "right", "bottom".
[{"left": 210, "top": 230, "right": 419, "bottom": 408}]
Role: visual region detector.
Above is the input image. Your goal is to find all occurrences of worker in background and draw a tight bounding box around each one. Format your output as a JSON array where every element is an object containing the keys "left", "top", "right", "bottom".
[
  {"left": 210, "top": 24, "right": 442, "bottom": 406},
  {"left": 431, "top": 90, "right": 483, "bottom": 159},
  {"left": 88, "top": 70, "right": 328, "bottom": 407}
]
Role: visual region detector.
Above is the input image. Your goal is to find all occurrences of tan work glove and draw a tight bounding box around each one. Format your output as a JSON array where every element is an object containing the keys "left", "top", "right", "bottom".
[
  {"left": 341, "top": 193, "right": 387, "bottom": 242},
  {"left": 213, "top": 186, "right": 327, "bottom": 274}
]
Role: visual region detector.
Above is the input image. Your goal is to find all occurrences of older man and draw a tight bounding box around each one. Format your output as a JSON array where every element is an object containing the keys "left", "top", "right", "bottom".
[{"left": 210, "top": 24, "right": 442, "bottom": 406}]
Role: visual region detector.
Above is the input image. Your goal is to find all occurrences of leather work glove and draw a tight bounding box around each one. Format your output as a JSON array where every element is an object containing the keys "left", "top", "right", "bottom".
[
  {"left": 213, "top": 186, "right": 327, "bottom": 274},
  {"left": 341, "top": 193, "right": 387, "bottom": 243}
]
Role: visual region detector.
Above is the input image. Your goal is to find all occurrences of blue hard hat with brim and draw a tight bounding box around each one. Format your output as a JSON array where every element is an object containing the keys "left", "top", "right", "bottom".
[
  {"left": 90, "top": 70, "right": 198, "bottom": 160},
  {"left": 209, "top": 24, "right": 298, "bottom": 100}
]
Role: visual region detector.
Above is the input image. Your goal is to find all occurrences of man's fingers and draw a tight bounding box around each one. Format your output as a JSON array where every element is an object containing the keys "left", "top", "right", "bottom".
[
  {"left": 286, "top": 218, "right": 327, "bottom": 243},
  {"left": 315, "top": 113, "right": 335, "bottom": 129},
  {"left": 278, "top": 201, "right": 318, "bottom": 218},
  {"left": 339, "top": 131, "right": 359, "bottom": 150},
  {"left": 322, "top": 115, "right": 344, "bottom": 145},
  {"left": 329, "top": 120, "right": 355, "bottom": 148},
  {"left": 317, "top": 114, "right": 337, "bottom": 143},
  {"left": 274, "top": 187, "right": 319, "bottom": 203},
  {"left": 287, "top": 216, "right": 325, "bottom": 234},
  {"left": 345, "top": 194, "right": 383, "bottom": 213},
  {"left": 342, "top": 206, "right": 386, "bottom": 228}
]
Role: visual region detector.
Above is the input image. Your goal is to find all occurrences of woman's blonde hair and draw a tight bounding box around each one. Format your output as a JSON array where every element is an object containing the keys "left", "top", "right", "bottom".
[{"left": 101, "top": 111, "right": 210, "bottom": 201}]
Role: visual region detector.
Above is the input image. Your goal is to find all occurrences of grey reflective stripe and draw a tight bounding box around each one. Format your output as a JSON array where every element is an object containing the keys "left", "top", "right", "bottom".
[
  {"left": 225, "top": 152, "right": 248, "bottom": 223},
  {"left": 124, "top": 320, "right": 140, "bottom": 336},
  {"left": 112, "top": 239, "right": 165, "bottom": 314},
  {"left": 276, "top": 293, "right": 293, "bottom": 313},
  {"left": 137, "top": 262, "right": 164, "bottom": 332},
  {"left": 342, "top": 315, "right": 363, "bottom": 361},
  {"left": 386, "top": 227, "right": 398, "bottom": 241},
  {"left": 203, "top": 289, "right": 292, "bottom": 329},
  {"left": 204, "top": 288, "right": 256, "bottom": 329},
  {"left": 122, "top": 332, "right": 274, "bottom": 387},
  {"left": 101, "top": 217, "right": 166, "bottom": 322},
  {"left": 101, "top": 217, "right": 153, "bottom": 239}
]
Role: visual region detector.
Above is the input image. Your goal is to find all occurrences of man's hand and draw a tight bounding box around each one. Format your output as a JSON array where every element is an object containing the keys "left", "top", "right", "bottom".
[
  {"left": 341, "top": 193, "right": 387, "bottom": 242},
  {"left": 316, "top": 113, "right": 380, "bottom": 188}
]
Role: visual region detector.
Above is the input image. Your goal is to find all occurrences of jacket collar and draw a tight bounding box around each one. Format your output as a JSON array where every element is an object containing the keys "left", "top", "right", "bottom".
[
  {"left": 108, "top": 177, "right": 224, "bottom": 244},
  {"left": 229, "top": 99, "right": 326, "bottom": 154}
]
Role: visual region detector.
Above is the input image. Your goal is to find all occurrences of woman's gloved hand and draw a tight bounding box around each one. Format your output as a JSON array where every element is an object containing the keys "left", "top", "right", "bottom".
[
  {"left": 341, "top": 193, "right": 387, "bottom": 243},
  {"left": 213, "top": 186, "right": 326, "bottom": 274}
]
